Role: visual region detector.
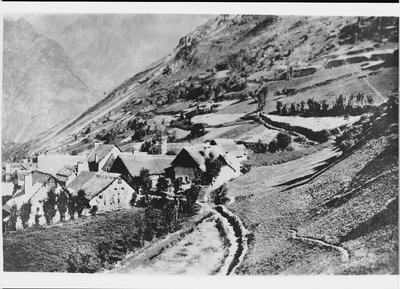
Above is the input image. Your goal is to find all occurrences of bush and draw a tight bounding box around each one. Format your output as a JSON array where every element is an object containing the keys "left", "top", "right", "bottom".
[
  {"left": 268, "top": 139, "right": 278, "bottom": 153},
  {"left": 315, "top": 129, "right": 331, "bottom": 143},
  {"left": 66, "top": 247, "right": 101, "bottom": 273},
  {"left": 253, "top": 140, "right": 268, "bottom": 153},
  {"left": 338, "top": 139, "right": 355, "bottom": 151},
  {"left": 241, "top": 163, "right": 252, "bottom": 174},
  {"left": 276, "top": 132, "right": 292, "bottom": 150}
]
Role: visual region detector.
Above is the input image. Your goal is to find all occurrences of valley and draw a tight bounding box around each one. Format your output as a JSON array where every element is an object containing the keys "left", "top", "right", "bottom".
[{"left": 2, "top": 14, "right": 398, "bottom": 275}]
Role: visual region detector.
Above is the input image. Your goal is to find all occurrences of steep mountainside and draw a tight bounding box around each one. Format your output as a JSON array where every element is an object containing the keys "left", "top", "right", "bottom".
[
  {"left": 6, "top": 15, "right": 398, "bottom": 158},
  {"left": 2, "top": 18, "right": 99, "bottom": 143},
  {"left": 31, "top": 14, "right": 212, "bottom": 94}
]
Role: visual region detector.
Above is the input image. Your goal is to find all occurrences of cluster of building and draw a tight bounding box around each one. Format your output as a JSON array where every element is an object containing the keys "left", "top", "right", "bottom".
[{"left": 2, "top": 139, "right": 247, "bottom": 230}]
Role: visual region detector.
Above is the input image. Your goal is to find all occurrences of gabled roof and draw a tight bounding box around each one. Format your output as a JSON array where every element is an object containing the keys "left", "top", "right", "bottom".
[
  {"left": 32, "top": 171, "right": 53, "bottom": 186},
  {"left": 67, "top": 171, "right": 122, "bottom": 200},
  {"left": 210, "top": 139, "right": 241, "bottom": 153},
  {"left": 87, "top": 144, "right": 120, "bottom": 163},
  {"left": 55, "top": 165, "right": 76, "bottom": 182},
  {"left": 171, "top": 145, "right": 237, "bottom": 173},
  {"left": 37, "top": 154, "right": 86, "bottom": 175},
  {"left": 117, "top": 154, "right": 175, "bottom": 176}
]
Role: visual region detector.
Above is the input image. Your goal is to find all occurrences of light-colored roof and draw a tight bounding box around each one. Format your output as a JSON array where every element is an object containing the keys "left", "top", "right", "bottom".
[
  {"left": 210, "top": 139, "right": 242, "bottom": 154},
  {"left": 118, "top": 154, "right": 175, "bottom": 176},
  {"left": 67, "top": 171, "right": 121, "bottom": 200},
  {"left": 88, "top": 144, "right": 119, "bottom": 163},
  {"left": 2, "top": 182, "right": 14, "bottom": 197},
  {"left": 38, "top": 154, "right": 86, "bottom": 175}
]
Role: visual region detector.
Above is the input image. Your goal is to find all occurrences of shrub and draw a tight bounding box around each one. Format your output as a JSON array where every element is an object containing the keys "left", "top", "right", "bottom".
[
  {"left": 241, "top": 163, "right": 252, "bottom": 174},
  {"left": 8, "top": 204, "right": 18, "bottom": 231},
  {"left": 66, "top": 247, "right": 101, "bottom": 273},
  {"left": 20, "top": 201, "right": 32, "bottom": 229},
  {"left": 276, "top": 132, "right": 292, "bottom": 150},
  {"left": 315, "top": 129, "right": 331, "bottom": 143},
  {"left": 253, "top": 140, "right": 268, "bottom": 153},
  {"left": 43, "top": 188, "right": 57, "bottom": 225},
  {"left": 338, "top": 139, "right": 355, "bottom": 151},
  {"left": 165, "top": 149, "right": 177, "bottom": 155},
  {"left": 57, "top": 190, "right": 69, "bottom": 221},
  {"left": 268, "top": 139, "right": 278, "bottom": 153}
]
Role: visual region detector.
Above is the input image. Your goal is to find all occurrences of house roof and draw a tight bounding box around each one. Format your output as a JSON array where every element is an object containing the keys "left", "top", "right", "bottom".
[
  {"left": 32, "top": 171, "right": 53, "bottom": 186},
  {"left": 117, "top": 154, "right": 175, "bottom": 176},
  {"left": 87, "top": 144, "right": 120, "bottom": 163},
  {"left": 37, "top": 154, "right": 86, "bottom": 175},
  {"left": 171, "top": 145, "right": 237, "bottom": 173},
  {"left": 67, "top": 171, "right": 122, "bottom": 200},
  {"left": 210, "top": 139, "right": 241, "bottom": 154},
  {"left": 55, "top": 165, "right": 76, "bottom": 182}
]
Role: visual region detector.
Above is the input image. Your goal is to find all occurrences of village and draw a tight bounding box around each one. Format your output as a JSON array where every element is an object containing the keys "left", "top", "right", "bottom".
[{"left": 2, "top": 137, "right": 247, "bottom": 231}]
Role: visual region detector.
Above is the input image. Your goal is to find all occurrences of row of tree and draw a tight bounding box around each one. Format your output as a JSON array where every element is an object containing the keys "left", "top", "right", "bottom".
[
  {"left": 6, "top": 188, "right": 91, "bottom": 232},
  {"left": 276, "top": 93, "right": 375, "bottom": 117}
]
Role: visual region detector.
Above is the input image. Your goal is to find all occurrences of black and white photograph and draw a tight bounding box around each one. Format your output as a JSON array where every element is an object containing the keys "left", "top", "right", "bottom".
[{"left": 1, "top": 1, "right": 399, "bottom": 286}]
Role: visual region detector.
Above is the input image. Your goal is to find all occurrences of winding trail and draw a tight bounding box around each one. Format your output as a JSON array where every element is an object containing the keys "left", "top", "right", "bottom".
[
  {"left": 109, "top": 180, "right": 248, "bottom": 275},
  {"left": 363, "top": 78, "right": 387, "bottom": 104},
  {"left": 289, "top": 229, "right": 349, "bottom": 262}
]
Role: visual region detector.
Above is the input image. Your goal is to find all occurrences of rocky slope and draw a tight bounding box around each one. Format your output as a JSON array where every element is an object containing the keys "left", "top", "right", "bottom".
[
  {"left": 5, "top": 15, "right": 398, "bottom": 159},
  {"left": 30, "top": 14, "right": 212, "bottom": 94},
  {"left": 2, "top": 18, "right": 98, "bottom": 143}
]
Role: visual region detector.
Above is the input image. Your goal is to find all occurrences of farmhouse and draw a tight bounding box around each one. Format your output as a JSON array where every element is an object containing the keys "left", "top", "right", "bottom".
[
  {"left": 67, "top": 171, "right": 135, "bottom": 215},
  {"left": 87, "top": 143, "right": 121, "bottom": 172},
  {"left": 109, "top": 154, "right": 175, "bottom": 189},
  {"left": 3, "top": 171, "right": 69, "bottom": 229},
  {"left": 171, "top": 144, "right": 240, "bottom": 185}
]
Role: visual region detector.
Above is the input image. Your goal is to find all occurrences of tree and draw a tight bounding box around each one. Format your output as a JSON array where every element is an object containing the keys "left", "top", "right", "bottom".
[
  {"left": 43, "top": 188, "right": 57, "bottom": 225},
  {"left": 57, "top": 190, "right": 68, "bottom": 221},
  {"left": 281, "top": 104, "right": 289, "bottom": 116},
  {"left": 202, "top": 154, "right": 222, "bottom": 185},
  {"left": 20, "top": 201, "right": 32, "bottom": 229},
  {"left": 307, "top": 98, "right": 315, "bottom": 114},
  {"left": 156, "top": 176, "right": 169, "bottom": 196},
  {"left": 173, "top": 178, "right": 182, "bottom": 194},
  {"left": 138, "top": 168, "right": 152, "bottom": 202},
  {"left": 276, "top": 101, "right": 283, "bottom": 114},
  {"left": 8, "top": 204, "right": 18, "bottom": 231},
  {"left": 75, "top": 189, "right": 91, "bottom": 217},
  {"left": 290, "top": 102, "right": 297, "bottom": 115},
  {"left": 191, "top": 123, "right": 205, "bottom": 138},
  {"left": 268, "top": 139, "right": 278, "bottom": 153},
  {"left": 322, "top": 100, "right": 329, "bottom": 112},
  {"left": 276, "top": 131, "right": 292, "bottom": 151},
  {"left": 256, "top": 85, "right": 268, "bottom": 114},
  {"left": 182, "top": 185, "right": 200, "bottom": 214},
  {"left": 67, "top": 196, "right": 76, "bottom": 220}
]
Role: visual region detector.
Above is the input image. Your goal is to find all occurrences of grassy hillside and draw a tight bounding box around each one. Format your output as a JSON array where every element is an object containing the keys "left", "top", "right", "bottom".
[
  {"left": 6, "top": 15, "right": 395, "bottom": 160},
  {"left": 225, "top": 111, "right": 398, "bottom": 274}
]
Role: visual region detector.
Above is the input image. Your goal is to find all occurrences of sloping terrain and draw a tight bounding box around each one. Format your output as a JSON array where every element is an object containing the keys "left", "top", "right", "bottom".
[
  {"left": 10, "top": 15, "right": 396, "bottom": 159},
  {"left": 2, "top": 18, "right": 98, "bottom": 143},
  {"left": 225, "top": 113, "right": 398, "bottom": 274}
]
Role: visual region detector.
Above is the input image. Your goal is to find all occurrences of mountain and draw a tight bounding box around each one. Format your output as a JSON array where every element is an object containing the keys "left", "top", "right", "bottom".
[
  {"left": 28, "top": 14, "right": 212, "bottom": 94},
  {"left": 2, "top": 18, "right": 99, "bottom": 143},
  {"left": 5, "top": 14, "right": 398, "bottom": 158}
]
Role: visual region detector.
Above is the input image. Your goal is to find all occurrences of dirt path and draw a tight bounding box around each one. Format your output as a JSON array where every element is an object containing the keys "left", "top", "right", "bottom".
[
  {"left": 109, "top": 181, "right": 248, "bottom": 275},
  {"left": 289, "top": 229, "right": 349, "bottom": 262},
  {"left": 363, "top": 78, "right": 387, "bottom": 104}
]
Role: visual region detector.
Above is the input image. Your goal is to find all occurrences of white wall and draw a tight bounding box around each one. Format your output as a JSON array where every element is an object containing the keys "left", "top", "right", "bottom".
[{"left": 86, "top": 178, "right": 134, "bottom": 215}]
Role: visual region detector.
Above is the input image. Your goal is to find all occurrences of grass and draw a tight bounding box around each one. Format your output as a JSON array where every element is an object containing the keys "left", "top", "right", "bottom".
[
  {"left": 226, "top": 114, "right": 398, "bottom": 274},
  {"left": 245, "top": 142, "right": 329, "bottom": 167},
  {"left": 3, "top": 208, "right": 145, "bottom": 272}
]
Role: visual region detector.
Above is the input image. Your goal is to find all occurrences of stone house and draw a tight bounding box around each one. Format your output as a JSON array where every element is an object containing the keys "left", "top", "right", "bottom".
[{"left": 87, "top": 143, "right": 121, "bottom": 172}]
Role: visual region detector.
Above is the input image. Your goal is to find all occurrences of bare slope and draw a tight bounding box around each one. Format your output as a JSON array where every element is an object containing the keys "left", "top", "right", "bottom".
[{"left": 2, "top": 18, "right": 98, "bottom": 143}]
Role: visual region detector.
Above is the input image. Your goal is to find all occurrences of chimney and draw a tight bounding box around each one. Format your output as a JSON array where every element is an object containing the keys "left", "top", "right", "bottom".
[
  {"left": 24, "top": 173, "right": 33, "bottom": 196},
  {"left": 5, "top": 163, "right": 11, "bottom": 174},
  {"left": 77, "top": 162, "right": 87, "bottom": 174},
  {"left": 203, "top": 144, "right": 211, "bottom": 158},
  {"left": 95, "top": 154, "right": 99, "bottom": 163},
  {"left": 94, "top": 142, "right": 101, "bottom": 148},
  {"left": 161, "top": 136, "right": 168, "bottom": 155}
]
